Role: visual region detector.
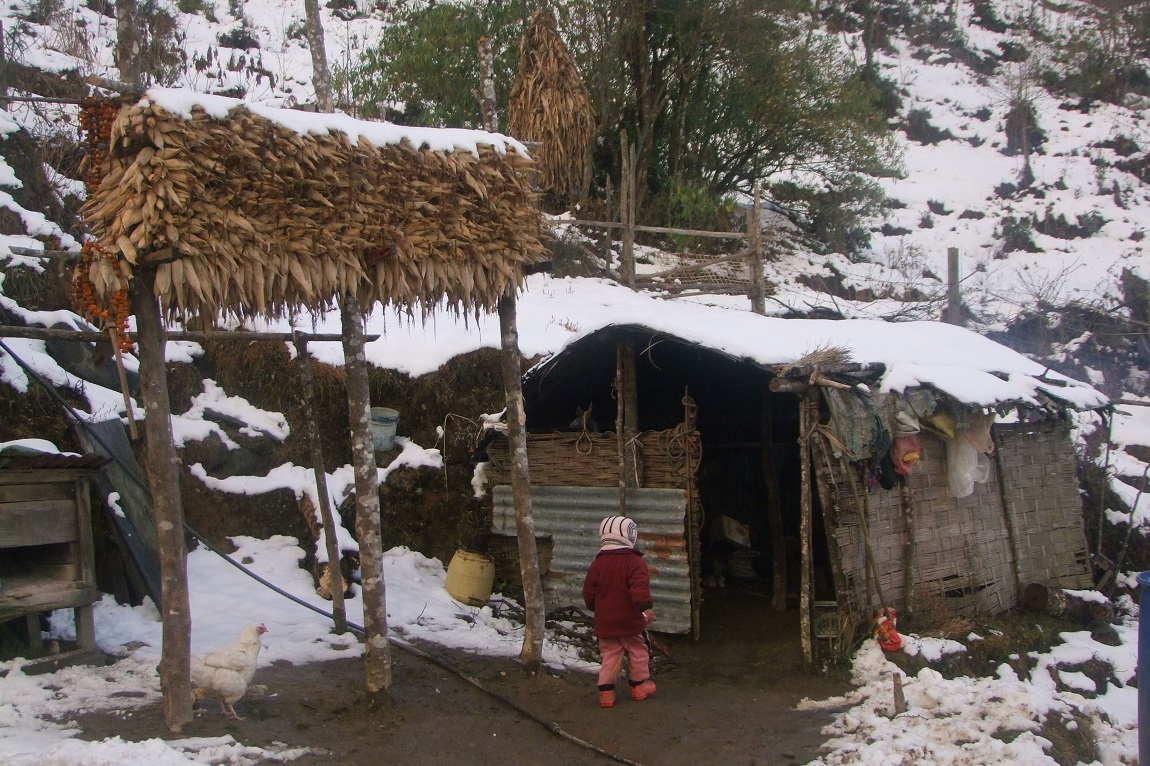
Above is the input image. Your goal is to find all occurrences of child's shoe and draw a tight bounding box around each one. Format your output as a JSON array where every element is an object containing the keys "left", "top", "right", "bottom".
[
  {"left": 629, "top": 679, "right": 656, "bottom": 701},
  {"left": 598, "top": 686, "right": 616, "bottom": 708}
]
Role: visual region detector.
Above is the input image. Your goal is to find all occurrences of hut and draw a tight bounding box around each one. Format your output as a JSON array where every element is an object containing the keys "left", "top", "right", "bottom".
[{"left": 478, "top": 316, "right": 1107, "bottom": 655}]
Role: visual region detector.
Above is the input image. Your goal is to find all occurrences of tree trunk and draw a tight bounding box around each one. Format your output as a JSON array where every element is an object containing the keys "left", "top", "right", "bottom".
[
  {"left": 130, "top": 269, "right": 192, "bottom": 732},
  {"left": 115, "top": 0, "right": 141, "bottom": 87},
  {"left": 340, "top": 294, "right": 392, "bottom": 705},
  {"left": 294, "top": 334, "right": 347, "bottom": 635},
  {"left": 303, "top": 0, "right": 333, "bottom": 112},
  {"left": 477, "top": 37, "right": 498, "bottom": 132},
  {"left": 498, "top": 292, "right": 545, "bottom": 673},
  {"left": 1022, "top": 583, "right": 1115, "bottom": 624}
]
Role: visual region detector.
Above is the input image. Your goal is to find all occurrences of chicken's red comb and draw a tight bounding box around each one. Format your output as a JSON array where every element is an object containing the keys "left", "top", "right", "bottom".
[{"left": 257, "top": 624, "right": 268, "bottom": 634}]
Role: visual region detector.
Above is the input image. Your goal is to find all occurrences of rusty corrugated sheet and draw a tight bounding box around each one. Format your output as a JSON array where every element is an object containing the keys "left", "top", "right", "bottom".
[{"left": 492, "top": 484, "right": 692, "bottom": 634}]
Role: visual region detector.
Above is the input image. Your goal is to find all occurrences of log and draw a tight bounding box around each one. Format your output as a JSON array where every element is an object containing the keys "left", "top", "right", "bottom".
[{"left": 1022, "top": 583, "right": 1115, "bottom": 624}]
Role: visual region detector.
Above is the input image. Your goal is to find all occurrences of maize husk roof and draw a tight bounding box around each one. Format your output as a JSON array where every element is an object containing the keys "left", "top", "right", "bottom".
[
  {"left": 81, "top": 89, "right": 547, "bottom": 321},
  {"left": 508, "top": 8, "right": 594, "bottom": 204}
]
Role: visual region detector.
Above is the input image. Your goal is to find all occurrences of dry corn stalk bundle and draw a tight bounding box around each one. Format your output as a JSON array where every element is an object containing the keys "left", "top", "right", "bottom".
[
  {"left": 508, "top": 7, "right": 594, "bottom": 205},
  {"left": 80, "top": 96, "right": 547, "bottom": 321}
]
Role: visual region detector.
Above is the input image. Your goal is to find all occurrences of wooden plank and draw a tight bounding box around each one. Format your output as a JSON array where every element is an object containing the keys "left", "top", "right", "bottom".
[
  {"left": 0, "top": 469, "right": 86, "bottom": 485},
  {"left": 0, "top": 482, "right": 73, "bottom": 503},
  {"left": 0, "top": 585, "right": 98, "bottom": 620},
  {"left": 0, "top": 501, "right": 77, "bottom": 546},
  {"left": 4, "top": 647, "right": 106, "bottom": 676},
  {"left": 75, "top": 476, "right": 95, "bottom": 586}
]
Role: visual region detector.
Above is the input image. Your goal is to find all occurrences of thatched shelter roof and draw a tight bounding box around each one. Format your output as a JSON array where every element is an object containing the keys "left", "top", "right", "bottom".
[{"left": 81, "top": 89, "right": 547, "bottom": 320}]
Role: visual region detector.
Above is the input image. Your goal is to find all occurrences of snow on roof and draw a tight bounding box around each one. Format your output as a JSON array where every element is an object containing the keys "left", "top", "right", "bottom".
[
  {"left": 531, "top": 281, "right": 1108, "bottom": 412},
  {"left": 142, "top": 87, "right": 530, "bottom": 157}
]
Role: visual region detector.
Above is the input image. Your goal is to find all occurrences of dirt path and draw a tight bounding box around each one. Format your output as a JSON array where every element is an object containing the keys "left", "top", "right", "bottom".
[{"left": 75, "top": 592, "right": 852, "bottom": 765}]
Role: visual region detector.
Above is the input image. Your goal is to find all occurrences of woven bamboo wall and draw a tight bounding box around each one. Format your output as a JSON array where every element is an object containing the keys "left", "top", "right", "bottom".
[
  {"left": 994, "top": 421, "right": 1091, "bottom": 588},
  {"left": 483, "top": 428, "right": 698, "bottom": 489},
  {"left": 824, "top": 431, "right": 1018, "bottom": 618}
]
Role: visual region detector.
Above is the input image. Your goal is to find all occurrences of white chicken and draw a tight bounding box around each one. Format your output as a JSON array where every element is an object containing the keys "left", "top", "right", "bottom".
[{"left": 191, "top": 623, "right": 267, "bottom": 720}]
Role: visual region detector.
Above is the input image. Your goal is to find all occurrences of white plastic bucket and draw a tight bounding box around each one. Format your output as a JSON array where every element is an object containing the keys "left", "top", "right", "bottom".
[{"left": 369, "top": 407, "right": 400, "bottom": 451}]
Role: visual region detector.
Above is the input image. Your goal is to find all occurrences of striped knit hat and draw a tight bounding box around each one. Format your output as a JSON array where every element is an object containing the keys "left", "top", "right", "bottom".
[{"left": 599, "top": 515, "right": 638, "bottom": 551}]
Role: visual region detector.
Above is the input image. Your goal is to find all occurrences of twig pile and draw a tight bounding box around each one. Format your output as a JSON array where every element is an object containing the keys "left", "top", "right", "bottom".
[
  {"left": 80, "top": 97, "right": 546, "bottom": 321},
  {"left": 508, "top": 7, "right": 594, "bottom": 206}
]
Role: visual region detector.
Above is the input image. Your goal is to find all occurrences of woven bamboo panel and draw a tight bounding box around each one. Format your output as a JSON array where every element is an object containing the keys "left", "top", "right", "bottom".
[
  {"left": 823, "top": 431, "right": 1018, "bottom": 618},
  {"left": 484, "top": 428, "right": 698, "bottom": 489},
  {"left": 995, "top": 421, "right": 1091, "bottom": 588}
]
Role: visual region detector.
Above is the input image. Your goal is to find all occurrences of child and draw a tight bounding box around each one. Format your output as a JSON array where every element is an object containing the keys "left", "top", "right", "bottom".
[{"left": 582, "top": 515, "right": 657, "bottom": 708}]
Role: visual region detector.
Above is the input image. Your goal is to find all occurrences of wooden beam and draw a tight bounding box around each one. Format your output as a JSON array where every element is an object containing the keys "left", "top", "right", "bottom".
[{"left": 562, "top": 219, "right": 748, "bottom": 241}]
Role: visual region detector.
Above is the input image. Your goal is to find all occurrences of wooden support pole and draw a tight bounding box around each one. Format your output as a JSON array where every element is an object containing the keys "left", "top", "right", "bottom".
[
  {"left": 340, "top": 293, "right": 392, "bottom": 705},
  {"left": 798, "top": 389, "right": 817, "bottom": 665},
  {"left": 74, "top": 474, "right": 96, "bottom": 650},
  {"left": 620, "top": 135, "right": 637, "bottom": 290},
  {"left": 109, "top": 327, "right": 137, "bottom": 440},
  {"left": 749, "top": 182, "right": 765, "bottom": 315},
  {"left": 615, "top": 343, "right": 627, "bottom": 516},
  {"left": 293, "top": 334, "right": 347, "bottom": 635},
  {"left": 498, "top": 291, "right": 545, "bottom": 674},
  {"left": 946, "top": 247, "right": 961, "bottom": 325},
  {"left": 130, "top": 269, "right": 192, "bottom": 732},
  {"left": 622, "top": 340, "right": 639, "bottom": 489},
  {"left": 898, "top": 477, "right": 916, "bottom": 617},
  {"left": 760, "top": 387, "right": 787, "bottom": 612}
]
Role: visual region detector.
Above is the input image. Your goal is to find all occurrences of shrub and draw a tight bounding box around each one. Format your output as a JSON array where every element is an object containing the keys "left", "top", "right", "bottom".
[
  {"left": 645, "top": 180, "right": 736, "bottom": 252},
  {"left": 218, "top": 19, "right": 259, "bottom": 50},
  {"left": 998, "top": 215, "right": 1041, "bottom": 255},
  {"left": 905, "top": 108, "right": 955, "bottom": 145}
]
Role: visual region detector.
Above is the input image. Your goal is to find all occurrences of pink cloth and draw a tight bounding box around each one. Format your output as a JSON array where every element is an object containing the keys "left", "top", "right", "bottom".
[{"left": 597, "top": 633, "right": 651, "bottom": 688}]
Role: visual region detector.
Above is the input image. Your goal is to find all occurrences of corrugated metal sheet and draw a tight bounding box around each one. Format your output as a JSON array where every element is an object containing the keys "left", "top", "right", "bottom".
[{"left": 493, "top": 484, "right": 693, "bottom": 634}]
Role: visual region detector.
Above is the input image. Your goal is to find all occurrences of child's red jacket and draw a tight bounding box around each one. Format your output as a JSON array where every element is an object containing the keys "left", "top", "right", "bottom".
[{"left": 582, "top": 548, "right": 653, "bottom": 638}]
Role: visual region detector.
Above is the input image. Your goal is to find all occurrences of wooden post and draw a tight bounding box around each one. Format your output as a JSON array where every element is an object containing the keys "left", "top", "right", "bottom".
[
  {"left": 615, "top": 343, "right": 627, "bottom": 516},
  {"left": 749, "top": 182, "right": 765, "bottom": 315},
  {"left": 130, "top": 269, "right": 192, "bottom": 732},
  {"left": 293, "top": 334, "right": 347, "bottom": 635},
  {"left": 798, "top": 390, "right": 817, "bottom": 665},
  {"left": 340, "top": 294, "right": 392, "bottom": 705},
  {"left": 898, "top": 477, "right": 916, "bottom": 617},
  {"left": 760, "top": 388, "right": 787, "bottom": 612},
  {"left": 74, "top": 474, "right": 96, "bottom": 649},
  {"left": 892, "top": 672, "right": 906, "bottom": 715},
  {"left": 498, "top": 291, "right": 545, "bottom": 673},
  {"left": 114, "top": 0, "right": 141, "bottom": 89},
  {"left": 620, "top": 134, "right": 636, "bottom": 290},
  {"left": 946, "top": 247, "right": 961, "bottom": 325},
  {"left": 622, "top": 340, "right": 639, "bottom": 488},
  {"left": 603, "top": 177, "right": 614, "bottom": 276}
]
